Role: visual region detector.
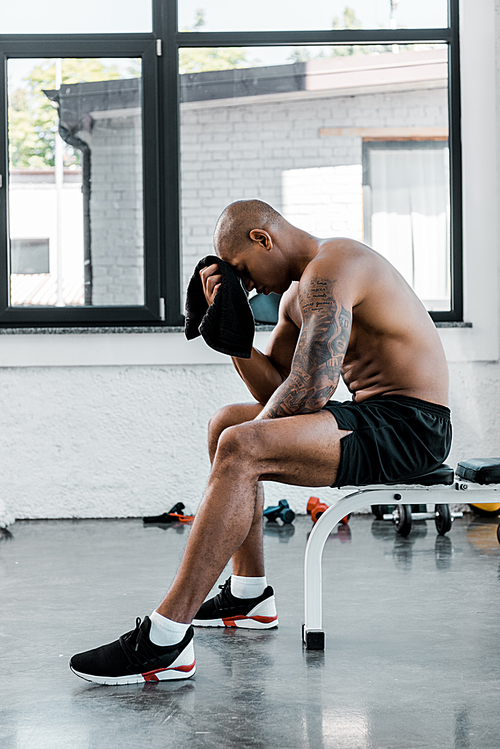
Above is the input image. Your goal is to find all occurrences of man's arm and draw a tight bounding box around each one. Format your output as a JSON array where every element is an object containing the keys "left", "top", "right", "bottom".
[
  {"left": 199, "top": 263, "right": 299, "bottom": 405},
  {"left": 256, "top": 272, "right": 352, "bottom": 420},
  {"left": 232, "top": 291, "right": 300, "bottom": 404}
]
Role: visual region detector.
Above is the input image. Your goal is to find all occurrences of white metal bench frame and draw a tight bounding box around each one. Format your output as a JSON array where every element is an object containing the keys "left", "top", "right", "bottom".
[{"left": 303, "top": 479, "right": 500, "bottom": 649}]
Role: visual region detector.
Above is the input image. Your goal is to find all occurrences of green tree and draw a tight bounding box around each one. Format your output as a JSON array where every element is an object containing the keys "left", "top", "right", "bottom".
[
  {"left": 179, "top": 8, "right": 252, "bottom": 74},
  {"left": 9, "top": 58, "right": 125, "bottom": 168},
  {"left": 289, "top": 6, "right": 371, "bottom": 62},
  {"left": 332, "top": 6, "right": 362, "bottom": 31},
  {"left": 179, "top": 47, "right": 250, "bottom": 74}
]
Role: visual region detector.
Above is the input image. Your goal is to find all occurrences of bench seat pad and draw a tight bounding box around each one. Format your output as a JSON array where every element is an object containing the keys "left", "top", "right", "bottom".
[
  {"left": 389, "top": 463, "right": 455, "bottom": 486},
  {"left": 456, "top": 458, "right": 500, "bottom": 485}
]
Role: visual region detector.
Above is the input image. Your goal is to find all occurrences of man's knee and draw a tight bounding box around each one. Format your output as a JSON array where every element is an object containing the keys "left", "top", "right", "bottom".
[
  {"left": 207, "top": 402, "right": 261, "bottom": 447},
  {"left": 215, "top": 421, "right": 266, "bottom": 467},
  {"left": 208, "top": 404, "right": 243, "bottom": 444}
]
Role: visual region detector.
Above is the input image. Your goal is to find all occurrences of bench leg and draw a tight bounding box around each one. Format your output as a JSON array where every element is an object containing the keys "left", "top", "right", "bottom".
[
  {"left": 302, "top": 488, "right": 456, "bottom": 649},
  {"left": 303, "top": 491, "right": 376, "bottom": 649}
]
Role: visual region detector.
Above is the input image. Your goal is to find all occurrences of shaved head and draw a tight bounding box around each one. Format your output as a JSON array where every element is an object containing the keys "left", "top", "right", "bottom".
[{"left": 214, "top": 200, "right": 286, "bottom": 259}]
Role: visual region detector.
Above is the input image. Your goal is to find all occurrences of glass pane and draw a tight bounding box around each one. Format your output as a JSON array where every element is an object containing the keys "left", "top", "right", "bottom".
[
  {"left": 8, "top": 58, "right": 144, "bottom": 307},
  {"left": 178, "top": 0, "right": 448, "bottom": 32},
  {"left": 363, "top": 144, "right": 450, "bottom": 311},
  {"left": 3, "top": 0, "right": 151, "bottom": 33},
  {"left": 179, "top": 44, "right": 450, "bottom": 312}
]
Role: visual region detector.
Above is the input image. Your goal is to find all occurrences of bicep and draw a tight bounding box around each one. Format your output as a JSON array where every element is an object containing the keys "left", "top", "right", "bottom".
[{"left": 291, "top": 278, "right": 352, "bottom": 389}]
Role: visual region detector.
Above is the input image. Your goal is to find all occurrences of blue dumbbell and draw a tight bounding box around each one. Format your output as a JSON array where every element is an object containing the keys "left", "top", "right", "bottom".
[{"left": 263, "top": 499, "right": 295, "bottom": 524}]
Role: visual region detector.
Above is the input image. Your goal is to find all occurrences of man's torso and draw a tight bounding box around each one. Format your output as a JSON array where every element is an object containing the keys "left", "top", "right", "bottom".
[{"left": 281, "top": 238, "right": 449, "bottom": 407}]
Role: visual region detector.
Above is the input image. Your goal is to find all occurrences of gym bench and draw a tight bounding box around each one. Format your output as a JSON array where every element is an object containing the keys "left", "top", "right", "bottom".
[{"left": 303, "top": 460, "right": 500, "bottom": 650}]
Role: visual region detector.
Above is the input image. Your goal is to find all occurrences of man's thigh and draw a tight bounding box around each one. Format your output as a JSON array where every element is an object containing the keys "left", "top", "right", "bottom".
[{"left": 234, "top": 410, "right": 351, "bottom": 488}]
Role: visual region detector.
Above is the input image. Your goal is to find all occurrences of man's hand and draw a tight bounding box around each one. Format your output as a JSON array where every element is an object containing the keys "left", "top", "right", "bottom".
[{"left": 199, "top": 263, "right": 222, "bottom": 307}]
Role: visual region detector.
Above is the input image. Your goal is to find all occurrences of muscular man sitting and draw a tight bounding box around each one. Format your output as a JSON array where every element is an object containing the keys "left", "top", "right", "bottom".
[{"left": 70, "top": 199, "right": 451, "bottom": 685}]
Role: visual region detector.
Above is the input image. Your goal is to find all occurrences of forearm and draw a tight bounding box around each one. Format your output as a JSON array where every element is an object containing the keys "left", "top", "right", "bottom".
[
  {"left": 257, "top": 368, "right": 337, "bottom": 419},
  {"left": 232, "top": 347, "right": 286, "bottom": 405}
]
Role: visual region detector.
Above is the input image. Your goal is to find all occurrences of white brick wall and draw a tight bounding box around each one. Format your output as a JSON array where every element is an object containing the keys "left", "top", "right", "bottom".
[
  {"left": 91, "top": 115, "right": 144, "bottom": 306},
  {"left": 179, "top": 86, "right": 447, "bottom": 304}
]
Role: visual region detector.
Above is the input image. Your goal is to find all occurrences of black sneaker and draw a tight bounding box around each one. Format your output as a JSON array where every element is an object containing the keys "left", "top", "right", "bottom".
[
  {"left": 70, "top": 616, "right": 196, "bottom": 685},
  {"left": 193, "top": 578, "right": 278, "bottom": 629}
]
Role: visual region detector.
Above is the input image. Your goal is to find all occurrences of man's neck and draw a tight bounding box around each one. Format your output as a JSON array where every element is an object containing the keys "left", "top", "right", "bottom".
[{"left": 287, "top": 231, "right": 322, "bottom": 281}]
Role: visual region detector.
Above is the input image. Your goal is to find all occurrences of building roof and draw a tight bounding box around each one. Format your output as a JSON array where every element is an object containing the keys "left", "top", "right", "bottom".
[
  {"left": 46, "top": 48, "right": 448, "bottom": 128},
  {"left": 181, "top": 48, "right": 448, "bottom": 105}
]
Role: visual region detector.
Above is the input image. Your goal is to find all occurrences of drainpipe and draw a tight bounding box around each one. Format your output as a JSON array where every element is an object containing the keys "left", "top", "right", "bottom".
[{"left": 58, "top": 123, "right": 92, "bottom": 306}]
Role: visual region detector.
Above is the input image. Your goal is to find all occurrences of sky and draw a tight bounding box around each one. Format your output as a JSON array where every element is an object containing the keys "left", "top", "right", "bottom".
[
  {"left": 2, "top": 0, "right": 448, "bottom": 34},
  {"left": 4, "top": 0, "right": 449, "bottom": 88},
  {"left": 177, "top": 0, "right": 448, "bottom": 32}
]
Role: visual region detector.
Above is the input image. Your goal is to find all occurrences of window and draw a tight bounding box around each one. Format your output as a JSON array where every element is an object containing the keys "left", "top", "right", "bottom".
[
  {"left": 363, "top": 140, "right": 450, "bottom": 311},
  {"left": 11, "top": 239, "right": 50, "bottom": 275},
  {"left": 0, "top": 1, "right": 462, "bottom": 326}
]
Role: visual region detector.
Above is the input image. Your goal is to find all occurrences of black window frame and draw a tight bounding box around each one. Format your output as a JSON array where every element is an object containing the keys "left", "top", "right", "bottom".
[{"left": 0, "top": 0, "right": 462, "bottom": 327}]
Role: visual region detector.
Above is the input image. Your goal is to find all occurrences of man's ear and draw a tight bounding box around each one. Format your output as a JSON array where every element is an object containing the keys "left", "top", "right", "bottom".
[{"left": 249, "top": 229, "right": 272, "bottom": 250}]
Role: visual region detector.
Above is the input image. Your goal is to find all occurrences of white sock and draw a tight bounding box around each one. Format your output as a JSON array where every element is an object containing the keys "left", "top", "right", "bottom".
[
  {"left": 149, "top": 610, "right": 190, "bottom": 647},
  {"left": 231, "top": 574, "right": 267, "bottom": 599}
]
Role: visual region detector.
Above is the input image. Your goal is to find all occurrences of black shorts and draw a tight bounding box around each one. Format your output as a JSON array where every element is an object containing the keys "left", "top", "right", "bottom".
[{"left": 324, "top": 394, "right": 452, "bottom": 488}]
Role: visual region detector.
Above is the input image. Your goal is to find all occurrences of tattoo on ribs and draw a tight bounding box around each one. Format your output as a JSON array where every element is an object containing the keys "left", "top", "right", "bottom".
[{"left": 264, "top": 277, "right": 352, "bottom": 418}]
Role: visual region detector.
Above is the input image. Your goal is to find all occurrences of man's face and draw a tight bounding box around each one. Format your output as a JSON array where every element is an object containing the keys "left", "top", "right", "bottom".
[{"left": 227, "top": 246, "right": 286, "bottom": 296}]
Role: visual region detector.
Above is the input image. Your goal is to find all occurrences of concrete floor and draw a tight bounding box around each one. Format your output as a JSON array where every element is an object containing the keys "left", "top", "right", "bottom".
[{"left": 1, "top": 513, "right": 500, "bottom": 749}]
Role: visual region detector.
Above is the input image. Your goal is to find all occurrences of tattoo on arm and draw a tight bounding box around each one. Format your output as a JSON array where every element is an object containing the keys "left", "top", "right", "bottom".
[{"left": 261, "top": 278, "right": 352, "bottom": 418}]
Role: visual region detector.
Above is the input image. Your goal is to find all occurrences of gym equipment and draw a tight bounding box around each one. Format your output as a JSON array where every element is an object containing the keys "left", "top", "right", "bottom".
[
  {"left": 374, "top": 499, "right": 461, "bottom": 537},
  {"left": 307, "top": 496, "right": 350, "bottom": 525},
  {"left": 143, "top": 502, "right": 195, "bottom": 524},
  {"left": 263, "top": 499, "right": 295, "bottom": 524},
  {"left": 307, "top": 496, "right": 329, "bottom": 524},
  {"left": 249, "top": 292, "right": 281, "bottom": 324},
  {"left": 303, "top": 458, "right": 500, "bottom": 650},
  {"left": 456, "top": 458, "right": 500, "bottom": 516},
  {"left": 370, "top": 467, "right": 458, "bottom": 537},
  {"left": 469, "top": 502, "right": 500, "bottom": 516}
]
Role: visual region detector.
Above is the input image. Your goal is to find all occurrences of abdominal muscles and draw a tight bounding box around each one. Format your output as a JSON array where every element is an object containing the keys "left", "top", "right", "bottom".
[{"left": 341, "top": 332, "right": 449, "bottom": 406}]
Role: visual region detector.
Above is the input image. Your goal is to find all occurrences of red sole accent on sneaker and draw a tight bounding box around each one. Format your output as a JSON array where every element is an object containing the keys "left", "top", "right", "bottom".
[
  {"left": 142, "top": 659, "right": 196, "bottom": 681},
  {"left": 222, "top": 615, "right": 278, "bottom": 626}
]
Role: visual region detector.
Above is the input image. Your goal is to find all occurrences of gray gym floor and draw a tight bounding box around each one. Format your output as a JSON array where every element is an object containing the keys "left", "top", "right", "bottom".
[{"left": 1, "top": 512, "right": 499, "bottom": 749}]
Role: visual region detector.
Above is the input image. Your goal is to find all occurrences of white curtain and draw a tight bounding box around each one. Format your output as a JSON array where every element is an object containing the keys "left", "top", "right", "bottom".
[{"left": 368, "top": 146, "right": 450, "bottom": 310}]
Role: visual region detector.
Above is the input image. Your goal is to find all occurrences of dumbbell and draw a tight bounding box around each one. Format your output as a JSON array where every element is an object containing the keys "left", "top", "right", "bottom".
[
  {"left": 307, "top": 496, "right": 350, "bottom": 525},
  {"left": 307, "top": 496, "right": 330, "bottom": 524},
  {"left": 263, "top": 499, "right": 295, "bottom": 524}
]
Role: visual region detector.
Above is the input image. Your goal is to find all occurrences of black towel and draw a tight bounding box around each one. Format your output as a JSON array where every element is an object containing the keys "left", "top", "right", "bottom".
[{"left": 184, "top": 254, "right": 255, "bottom": 358}]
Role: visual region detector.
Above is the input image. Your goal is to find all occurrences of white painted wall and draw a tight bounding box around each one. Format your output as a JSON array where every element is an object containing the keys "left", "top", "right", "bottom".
[
  {"left": 2, "top": 356, "right": 499, "bottom": 520},
  {"left": 0, "top": 0, "right": 499, "bottom": 520},
  {"left": 0, "top": 362, "right": 353, "bottom": 519}
]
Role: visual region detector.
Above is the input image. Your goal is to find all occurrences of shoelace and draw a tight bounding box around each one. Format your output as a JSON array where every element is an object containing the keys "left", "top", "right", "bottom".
[
  {"left": 133, "top": 617, "right": 143, "bottom": 652},
  {"left": 214, "top": 579, "right": 236, "bottom": 608},
  {"left": 120, "top": 617, "right": 157, "bottom": 667},
  {"left": 119, "top": 617, "right": 143, "bottom": 653}
]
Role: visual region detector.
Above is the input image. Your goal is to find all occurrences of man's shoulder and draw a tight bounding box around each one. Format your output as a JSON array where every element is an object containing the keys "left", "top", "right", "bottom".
[
  {"left": 298, "top": 239, "right": 369, "bottom": 300},
  {"left": 308, "top": 238, "right": 370, "bottom": 273}
]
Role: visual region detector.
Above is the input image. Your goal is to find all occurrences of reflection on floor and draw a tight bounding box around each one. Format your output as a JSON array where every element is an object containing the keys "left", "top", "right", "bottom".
[{"left": 1, "top": 514, "right": 499, "bottom": 749}]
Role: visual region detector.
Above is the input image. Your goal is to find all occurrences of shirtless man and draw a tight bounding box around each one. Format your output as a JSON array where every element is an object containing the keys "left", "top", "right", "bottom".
[{"left": 70, "top": 200, "right": 451, "bottom": 685}]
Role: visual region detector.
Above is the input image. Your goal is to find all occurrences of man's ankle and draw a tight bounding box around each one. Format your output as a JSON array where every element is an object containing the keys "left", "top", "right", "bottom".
[
  {"left": 230, "top": 574, "right": 267, "bottom": 599},
  {"left": 149, "top": 610, "right": 190, "bottom": 646}
]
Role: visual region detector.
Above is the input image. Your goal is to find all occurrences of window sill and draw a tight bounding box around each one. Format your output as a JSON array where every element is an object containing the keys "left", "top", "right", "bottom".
[{"left": 0, "top": 321, "right": 472, "bottom": 335}]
